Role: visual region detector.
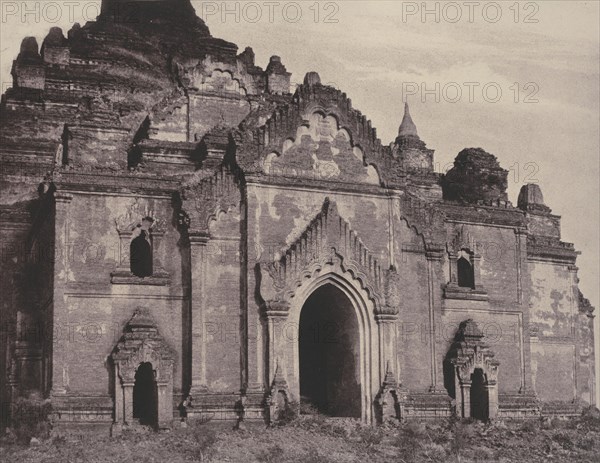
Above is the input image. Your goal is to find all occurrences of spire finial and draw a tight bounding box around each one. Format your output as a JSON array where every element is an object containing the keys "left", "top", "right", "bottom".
[{"left": 398, "top": 102, "right": 419, "bottom": 138}]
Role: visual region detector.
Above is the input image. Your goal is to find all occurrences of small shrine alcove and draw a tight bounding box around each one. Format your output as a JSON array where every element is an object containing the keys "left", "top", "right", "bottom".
[{"left": 110, "top": 308, "right": 176, "bottom": 432}]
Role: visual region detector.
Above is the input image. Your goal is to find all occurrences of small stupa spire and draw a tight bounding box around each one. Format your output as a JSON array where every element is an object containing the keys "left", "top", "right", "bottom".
[{"left": 398, "top": 102, "right": 419, "bottom": 138}]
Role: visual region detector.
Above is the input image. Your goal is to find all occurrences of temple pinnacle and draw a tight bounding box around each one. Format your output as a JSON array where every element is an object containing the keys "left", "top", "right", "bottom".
[{"left": 398, "top": 102, "right": 419, "bottom": 138}]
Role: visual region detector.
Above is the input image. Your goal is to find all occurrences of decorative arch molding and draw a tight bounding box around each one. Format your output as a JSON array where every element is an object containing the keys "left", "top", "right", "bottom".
[
  {"left": 198, "top": 68, "right": 248, "bottom": 97},
  {"left": 170, "top": 58, "right": 249, "bottom": 97},
  {"left": 235, "top": 80, "right": 407, "bottom": 188},
  {"left": 260, "top": 110, "right": 380, "bottom": 185},
  {"left": 110, "top": 308, "right": 176, "bottom": 432},
  {"left": 398, "top": 192, "right": 446, "bottom": 254},
  {"left": 178, "top": 166, "right": 241, "bottom": 236},
  {"left": 445, "top": 319, "right": 499, "bottom": 420},
  {"left": 448, "top": 224, "right": 477, "bottom": 255},
  {"left": 257, "top": 198, "right": 399, "bottom": 315}
]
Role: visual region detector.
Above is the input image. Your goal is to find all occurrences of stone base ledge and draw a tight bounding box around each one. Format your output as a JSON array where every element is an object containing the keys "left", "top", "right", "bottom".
[
  {"left": 180, "top": 392, "right": 265, "bottom": 424},
  {"left": 443, "top": 284, "right": 489, "bottom": 301},
  {"left": 539, "top": 400, "right": 581, "bottom": 418},
  {"left": 497, "top": 391, "right": 540, "bottom": 417},
  {"left": 110, "top": 270, "right": 170, "bottom": 286},
  {"left": 402, "top": 392, "right": 453, "bottom": 419}
]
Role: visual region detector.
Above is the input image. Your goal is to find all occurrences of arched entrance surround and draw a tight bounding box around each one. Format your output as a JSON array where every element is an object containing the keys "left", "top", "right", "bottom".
[
  {"left": 288, "top": 269, "right": 378, "bottom": 422},
  {"left": 259, "top": 199, "right": 402, "bottom": 424}
]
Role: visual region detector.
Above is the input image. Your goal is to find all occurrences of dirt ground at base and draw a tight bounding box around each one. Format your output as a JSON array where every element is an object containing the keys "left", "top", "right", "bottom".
[{"left": 1, "top": 413, "right": 599, "bottom": 463}]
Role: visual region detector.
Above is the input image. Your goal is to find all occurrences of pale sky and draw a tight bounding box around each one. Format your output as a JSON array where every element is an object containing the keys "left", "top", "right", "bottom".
[{"left": 1, "top": 2, "right": 598, "bottom": 314}]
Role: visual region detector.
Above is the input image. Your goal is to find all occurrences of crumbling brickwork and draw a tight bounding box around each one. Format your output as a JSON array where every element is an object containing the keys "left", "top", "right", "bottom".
[{"left": 0, "top": 0, "right": 595, "bottom": 433}]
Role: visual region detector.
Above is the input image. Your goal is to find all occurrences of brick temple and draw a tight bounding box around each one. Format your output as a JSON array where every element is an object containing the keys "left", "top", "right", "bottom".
[{"left": 0, "top": 0, "right": 595, "bottom": 434}]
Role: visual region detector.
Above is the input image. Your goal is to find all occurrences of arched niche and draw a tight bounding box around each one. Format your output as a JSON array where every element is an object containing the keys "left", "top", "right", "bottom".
[
  {"left": 444, "top": 319, "right": 499, "bottom": 421},
  {"left": 110, "top": 308, "right": 176, "bottom": 434}
]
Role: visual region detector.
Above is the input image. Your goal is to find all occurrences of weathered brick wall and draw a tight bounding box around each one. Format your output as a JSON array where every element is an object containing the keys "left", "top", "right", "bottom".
[
  {"left": 393, "top": 218, "right": 432, "bottom": 391},
  {"left": 67, "top": 127, "right": 131, "bottom": 169},
  {"left": 51, "top": 193, "right": 186, "bottom": 396},
  {"left": 247, "top": 186, "right": 391, "bottom": 268},
  {"left": 528, "top": 262, "right": 575, "bottom": 338},
  {"left": 576, "top": 309, "right": 596, "bottom": 405},
  {"left": 64, "top": 194, "right": 183, "bottom": 284},
  {"left": 201, "top": 207, "right": 242, "bottom": 393},
  {"left": 152, "top": 94, "right": 251, "bottom": 143},
  {"left": 531, "top": 342, "right": 575, "bottom": 402},
  {"left": 439, "top": 310, "right": 523, "bottom": 393},
  {"left": 438, "top": 223, "right": 526, "bottom": 394},
  {"left": 528, "top": 261, "right": 581, "bottom": 402},
  {"left": 467, "top": 224, "right": 520, "bottom": 304}
]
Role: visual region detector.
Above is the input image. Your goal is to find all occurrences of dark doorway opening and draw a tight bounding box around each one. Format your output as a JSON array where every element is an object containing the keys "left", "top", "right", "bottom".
[
  {"left": 299, "top": 284, "right": 360, "bottom": 418},
  {"left": 133, "top": 362, "right": 158, "bottom": 427},
  {"left": 470, "top": 368, "right": 488, "bottom": 421}
]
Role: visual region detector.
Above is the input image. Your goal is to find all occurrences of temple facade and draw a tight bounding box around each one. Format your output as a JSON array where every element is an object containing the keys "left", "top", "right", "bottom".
[{"left": 0, "top": 0, "right": 595, "bottom": 434}]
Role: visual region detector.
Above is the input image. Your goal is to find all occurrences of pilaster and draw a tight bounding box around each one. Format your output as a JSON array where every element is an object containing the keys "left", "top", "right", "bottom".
[
  {"left": 188, "top": 231, "right": 210, "bottom": 396},
  {"left": 515, "top": 227, "right": 534, "bottom": 394},
  {"left": 426, "top": 247, "right": 444, "bottom": 392},
  {"left": 262, "top": 300, "right": 290, "bottom": 389},
  {"left": 50, "top": 191, "right": 73, "bottom": 397}
]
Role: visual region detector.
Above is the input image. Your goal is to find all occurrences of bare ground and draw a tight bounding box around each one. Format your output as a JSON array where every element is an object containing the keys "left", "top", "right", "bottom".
[{"left": 1, "top": 412, "right": 599, "bottom": 463}]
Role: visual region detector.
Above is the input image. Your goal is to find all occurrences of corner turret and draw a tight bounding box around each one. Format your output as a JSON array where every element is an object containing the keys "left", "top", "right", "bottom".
[
  {"left": 518, "top": 184, "right": 550, "bottom": 213},
  {"left": 265, "top": 56, "right": 291, "bottom": 95},
  {"left": 41, "top": 27, "right": 70, "bottom": 65},
  {"left": 392, "top": 103, "right": 435, "bottom": 172},
  {"left": 11, "top": 37, "right": 45, "bottom": 90},
  {"left": 518, "top": 184, "right": 562, "bottom": 238}
]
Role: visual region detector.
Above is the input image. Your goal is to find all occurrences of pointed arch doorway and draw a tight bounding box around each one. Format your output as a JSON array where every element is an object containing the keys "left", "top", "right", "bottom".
[
  {"left": 299, "top": 284, "right": 361, "bottom": 417},
  {"left": 283, "top": 270, "right": 379, "bottom": 424},
  {"left": 259, "top": 198, "right": 396, "bottom": 425}
]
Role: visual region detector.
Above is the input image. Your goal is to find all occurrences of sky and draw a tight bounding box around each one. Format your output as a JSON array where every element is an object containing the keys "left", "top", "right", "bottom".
[{"left": 1, "top": 0, "right": 599, "bottom": 393}]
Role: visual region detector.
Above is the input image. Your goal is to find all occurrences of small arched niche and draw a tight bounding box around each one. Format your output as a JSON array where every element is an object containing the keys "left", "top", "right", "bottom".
[
  {"left": 444, "top": 319, "right": 499, "bottom": 421},
  {"left": 110, "top": 309, "right": 176, "bottom": 434}
]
